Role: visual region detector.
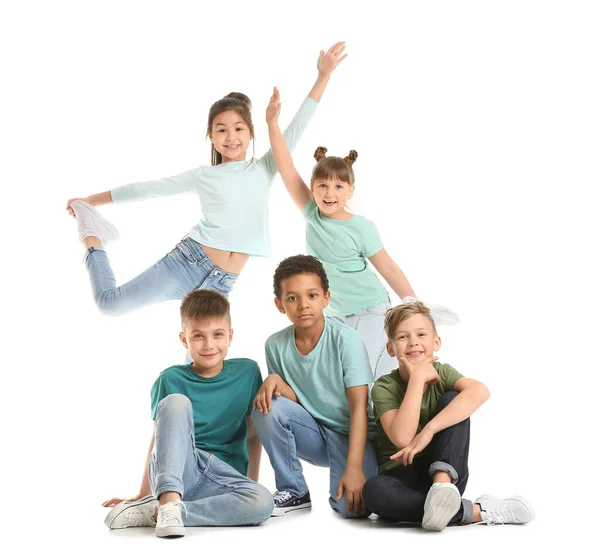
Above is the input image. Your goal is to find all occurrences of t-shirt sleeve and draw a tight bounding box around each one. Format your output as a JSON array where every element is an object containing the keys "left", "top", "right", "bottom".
[
  {"left": 246, "top": 362, "right": 263, "bottom": 416},
  {"left": 436, "top": 363, "right": 464, "bottom": 391},
  {"left": 340, "top": 329, "right": 374, "bottom": 388},
  {"left": 371, "top": 378, "right": 400, "bottom": 421},
  {"left": 111, "top": 167, "right": 200, "bottom": 204},
  {"left": 258, "top": 97, "right": 319, "bottom": 181},
  {"left": 359, "top": 218, "right": 384, "bottom": 258},
  {"left": 150, "top": 374, "right": 170, "bottom": 421},
  {"left": 302, "top": 196, "right": 318, "bottom": 220}
]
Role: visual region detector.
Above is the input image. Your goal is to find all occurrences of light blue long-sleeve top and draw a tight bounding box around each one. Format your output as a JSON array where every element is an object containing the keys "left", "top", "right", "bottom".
[{"left": 110, "top": 97, "right": 318, "bottom": 257}]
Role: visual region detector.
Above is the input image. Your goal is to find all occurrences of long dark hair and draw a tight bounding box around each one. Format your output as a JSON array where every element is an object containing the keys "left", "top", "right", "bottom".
[{"left": 206, "top": 92, "right": 255, "bottom": 166}]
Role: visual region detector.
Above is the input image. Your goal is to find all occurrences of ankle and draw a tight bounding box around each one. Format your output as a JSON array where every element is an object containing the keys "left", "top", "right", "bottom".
[
  {"left": 471, "top": 503, "right": 482, "bottom": 523},
  {"left": 432, "top": 471, "right": 452, "bottom": 484},
  {"left": 158, "top": 491, "right": 181, "bottom": 505},
  {"left": 83, "top": 236, "right": 101, "bottom": 249}
]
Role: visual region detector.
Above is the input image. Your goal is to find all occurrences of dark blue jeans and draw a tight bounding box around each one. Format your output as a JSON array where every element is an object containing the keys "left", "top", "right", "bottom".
[{"left": 362, "top": 392, "right": 473, "bottom": 525}]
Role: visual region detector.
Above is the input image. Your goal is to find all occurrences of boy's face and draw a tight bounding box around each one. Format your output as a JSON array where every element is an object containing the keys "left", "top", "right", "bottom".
[
  {"left": 387, "top": 313, "right": 441, "bottom": 366},
  {"left": 180, "top": 315, "right": 233, "bottom": 375},
  {"left": 275, "top": 273, "right": 330, "bottom": 329}
]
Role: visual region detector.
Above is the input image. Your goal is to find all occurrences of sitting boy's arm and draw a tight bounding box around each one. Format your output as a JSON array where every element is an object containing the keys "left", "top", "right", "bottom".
[
  {"left": 102, "top": 428, "right": 155, "bottom": 507},
  {"left": 336, "top": 385, "right": 369, "bottom": 516},
  {"left": 253, "top": 373, "right": 298, "bottom": 414},
  {"left": 246, "top": 416, "right": 261, "bottom": 482},
  {"left": 425, "top": 378, "right": 490, "bottom": 435}
]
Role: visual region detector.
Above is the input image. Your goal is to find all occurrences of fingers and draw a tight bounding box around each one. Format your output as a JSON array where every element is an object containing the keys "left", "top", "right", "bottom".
[
  {"left": 390, "top": 450, "right": 403, "bottom": 461},
  {"left": 102, "top": 498, "right": 122, "bottom": 507},
  {"left": 328, "top": 41, "right": 345, "bottom": 54},
  {"left": 347, "top": 490, "right": 355, "bottom": 515},
  {"left": 336, "top": 480, "right": 344, "bottom": 501},
  {"left": 265, "top": 389, "right": 272, "bottom": 412}
]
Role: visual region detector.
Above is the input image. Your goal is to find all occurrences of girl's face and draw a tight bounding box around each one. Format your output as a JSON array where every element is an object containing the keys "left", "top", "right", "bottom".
[
  {"left": 209, "top": 110, "right": 252, "bottom": 162},
  {"left": 311, "top": 177, "right": 354, "bottom": 219}
]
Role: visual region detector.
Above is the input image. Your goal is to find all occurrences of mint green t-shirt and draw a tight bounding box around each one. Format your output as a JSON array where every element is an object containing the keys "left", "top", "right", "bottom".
[
  {"left": 371, "top": 362, "right": 464, "bottom": 473},
  {"left": 265, "top": 317, "right": 377, "bottom": 439},
  {"left": 302, "top": 197, "right": 388, "bottom": 317},
  {"left": 111, "top": 97, "right": 318, "bottom": 257},
  {"left": 150, "top": 359, "right": 262, "bottom": 476}
]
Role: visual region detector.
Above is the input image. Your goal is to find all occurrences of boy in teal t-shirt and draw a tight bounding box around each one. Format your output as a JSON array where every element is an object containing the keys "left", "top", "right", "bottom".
[
  {"left": 251, "top": 255, "right": 378, "bottom": 518},
  {"left": 102, "top": 290, "right": 273, "bottom": 538}
]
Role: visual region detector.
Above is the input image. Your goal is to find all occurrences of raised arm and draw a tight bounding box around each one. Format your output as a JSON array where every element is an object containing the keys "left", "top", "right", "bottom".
[
  {"left": 368, "top": 249, "right": 416, "bottom": 299},
  {"left": 258, "top": 42, "right": 347, "bottom": 180},
  {"left": 266, "top": 87, "right": 311, "bottom": 210},
  {"left": 102, "top": 429, "right": 155, "bottom": 507}
]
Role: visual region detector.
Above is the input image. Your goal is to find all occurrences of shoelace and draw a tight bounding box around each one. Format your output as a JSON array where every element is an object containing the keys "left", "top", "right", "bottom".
[
  {"left": 273, "top": 491, "right": 293, "bottom": 505},
  {"left": 123, "top": 507, "right": 155, "bottom": 527},
  {"left": 158, "top": 501, "right": 188, "bottom": 524},
  {"left": 480, "top": 507, "right": 516, "bottom": 525}
]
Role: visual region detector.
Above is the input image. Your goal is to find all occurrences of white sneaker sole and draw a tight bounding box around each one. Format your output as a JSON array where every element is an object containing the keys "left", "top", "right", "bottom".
[
  {"left": 104, "top": 495, "right": 158, "bottom": 529},
  {"left": 155, "top": 525, "right": 186, "bottom": 538},
  {"left": 271, "top": 503, "right": 312, "bottom": 517},
  {"left": 422, "top": 485, "right": 461, "bottom": 531}
]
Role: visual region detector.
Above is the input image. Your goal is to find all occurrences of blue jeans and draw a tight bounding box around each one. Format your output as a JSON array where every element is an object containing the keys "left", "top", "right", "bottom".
[
  {"left": 149, "top": 394, "right": 273, "bottom": 526},
  {"left": 84, "top": 237, "right": 239, "bottom": 316},
  {"left": 251, "top": 397, "right": 378, "bottom": 518}
]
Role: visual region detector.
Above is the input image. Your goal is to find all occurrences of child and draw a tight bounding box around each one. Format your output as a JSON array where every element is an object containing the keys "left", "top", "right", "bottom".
[
  {"left": 102, "top": 289, "right": 273, "bottom": 537},
  {"left": 65, "top": 42, "right": 347, "bottom": 316},
  {"left": 362, "top": 300, "right": 535, "bottom": 530},
  {"left": 265, "top": 88, "right": 458, "bottom": 380},
  {"left": 251, "top": 255, "right": 377, "bottom": 517}
]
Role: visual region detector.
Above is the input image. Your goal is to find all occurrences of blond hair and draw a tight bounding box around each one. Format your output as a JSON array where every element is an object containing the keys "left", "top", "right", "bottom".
[{"left": 384, "top": 301, "right": 437, "bottom": 340}]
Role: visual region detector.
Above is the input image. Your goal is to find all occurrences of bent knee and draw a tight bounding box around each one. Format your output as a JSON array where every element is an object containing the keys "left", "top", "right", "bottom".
[{"left": 157, "top": 393, "right": 193, "bottom": 416}]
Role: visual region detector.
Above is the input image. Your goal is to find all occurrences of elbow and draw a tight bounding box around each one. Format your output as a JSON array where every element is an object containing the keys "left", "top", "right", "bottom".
[
  {"left": 390, "top": 433, "right": 411, "bottom": 450},
  {"left": 479, "top": 383, "right": 491, "bottom": 404}
]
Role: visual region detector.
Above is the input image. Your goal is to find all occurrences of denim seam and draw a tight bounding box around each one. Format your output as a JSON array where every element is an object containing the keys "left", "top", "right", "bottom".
[{"left": 284, "top": 417, "right": 321, "bottom": 495}]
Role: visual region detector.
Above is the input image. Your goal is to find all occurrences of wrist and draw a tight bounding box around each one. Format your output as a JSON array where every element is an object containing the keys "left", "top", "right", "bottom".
[{"left": 422, "top": 423, "right": 437, "bottom": 437}]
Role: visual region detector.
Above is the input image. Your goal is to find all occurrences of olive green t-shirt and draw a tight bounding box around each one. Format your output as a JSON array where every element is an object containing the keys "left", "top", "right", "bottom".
[{"left": 371, "top": 362, "right": 463, "bottom": 473}]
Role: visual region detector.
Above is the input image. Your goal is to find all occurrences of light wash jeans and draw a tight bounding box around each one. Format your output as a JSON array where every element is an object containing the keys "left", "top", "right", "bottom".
[
  {"left": 149, "top": 394, "right": 274, "bottom": 526},
  {"left": 335, "top": 300, "right": 398, "bottom": 380},
  {"left": 84, "top": 237, "right": 239, "bottom": 316},
  {"left": 251, "top": 397, "right": 378, "bottom": 518}
]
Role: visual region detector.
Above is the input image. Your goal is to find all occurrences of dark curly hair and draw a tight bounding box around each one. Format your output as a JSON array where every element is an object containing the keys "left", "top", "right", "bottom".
[{"left": 273, "top": 255, "right": 329, "bottom": 299}]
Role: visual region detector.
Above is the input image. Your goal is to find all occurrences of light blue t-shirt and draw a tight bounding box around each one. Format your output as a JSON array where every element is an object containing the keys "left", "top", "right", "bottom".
[
  {"left": 303, "top": 197, "right": 388, "bottom": 317},
  {"left": 265, "top": 316, "right": 376, "bottom": 439},
  {"left": 150, "top": 359, "right": 262, "bottom": 476},
  {"left": 111, "top": 97, "right": 318, "bottom": 257}
]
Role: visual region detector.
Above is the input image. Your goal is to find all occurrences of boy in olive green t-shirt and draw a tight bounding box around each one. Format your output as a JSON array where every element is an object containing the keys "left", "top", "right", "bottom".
[{"left": 363, "top": 301, "right": 535, "bottom": 531}]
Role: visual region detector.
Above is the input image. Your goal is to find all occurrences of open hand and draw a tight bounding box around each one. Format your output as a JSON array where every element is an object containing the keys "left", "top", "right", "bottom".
[
  {"left": 266, "top": 87, "right": 281, "bottom": 125},
  {"left": 317, "top": 41, "right": 347, "bottom": 77},
  {"left": 66, "top": 197, "right": 89, "bottom": 218},
  {"left": 336, "top": 467, "right": 367, "bottom": 516},
  {"left": 102, "top": 493, "right": 145, "bottom": 508}
]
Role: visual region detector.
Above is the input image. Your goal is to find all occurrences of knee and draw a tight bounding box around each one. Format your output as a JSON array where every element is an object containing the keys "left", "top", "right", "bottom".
[
  {"left": 362, "top": 476, "right": 388, "bottom": 513},
  {"left": 253, "top": 485, "right": 275, "bottom": 524},
  {"left": 250, "top": 397, "right": 291, "bottom": 432},
  {"left": 156, "top": 394, "right": 193, "bottom": 418},
  {"left": 95, "top": 293, "right": 124, "bottom": 317}
]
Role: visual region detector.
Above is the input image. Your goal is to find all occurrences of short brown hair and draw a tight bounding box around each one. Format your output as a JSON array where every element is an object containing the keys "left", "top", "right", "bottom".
[
  {"left": 273, "top": 255, "right": 329, "bottom": 299},
  {"left": 310, "top": 146, "right": 357, "bottom": 187},
  {"left": 180, "top": 289, "right": 231, "bottom": 326},
  {"left": 384, "top": 301, "right": 437, "bottom": 340}
]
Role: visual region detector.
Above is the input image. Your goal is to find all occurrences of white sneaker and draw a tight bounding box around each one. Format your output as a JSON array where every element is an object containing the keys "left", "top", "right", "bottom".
[
  {"left": 70, "top": 200, "right": 119, "bottom": 244},
  {"left": 422, "top": 482, "right": 461, "bottom": 531},
  {"left": 104, "top": 495, "right": 158, "bottom": 529},
  {"left": 476, "top": 494, "right": 535, "bottom": 525},
  {"left": 155, "top": 500, "right": 187, "bottom": 538}
]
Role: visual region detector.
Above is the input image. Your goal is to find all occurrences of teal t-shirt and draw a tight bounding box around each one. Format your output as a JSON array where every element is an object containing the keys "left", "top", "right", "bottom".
[
  {"left": 371, "top": 362, "right": 464, "bottom": 473},
  {"left": 150, "top": 359, "right": 262, "bottom": 476},
  {"left": 303, "top": 197, "right": 389, "bottom": 317},
  {"left": 265, "top": 317, "right": 376, "bottom": 439}
]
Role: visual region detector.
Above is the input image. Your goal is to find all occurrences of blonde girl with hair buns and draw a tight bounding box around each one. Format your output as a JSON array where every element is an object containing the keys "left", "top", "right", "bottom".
[
  {"left": 265, "top": 87, "right": 457, "bottom": 379},
  {"left": 65, "top": 43, "right": 347, "bottom": 317}
]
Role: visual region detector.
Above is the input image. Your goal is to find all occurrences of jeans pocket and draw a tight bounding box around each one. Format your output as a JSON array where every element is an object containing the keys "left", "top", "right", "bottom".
[{"left": 175, "top": 240, "right": 198, "bottom": 264}]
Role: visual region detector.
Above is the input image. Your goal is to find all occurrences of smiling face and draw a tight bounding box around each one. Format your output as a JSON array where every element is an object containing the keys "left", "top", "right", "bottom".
[
  {"left": 274, "top": 272, "right": 330, "bottom": 331},
  {"left": 387, "top": 313, "right": 441, "bottom": 368},
  {"left": 209, "top": 110, "right": 252, "bottom": 162},
  {"left": 180, "top": 315, "right": 233, "bottom": 377},
  {"left": 311, "top": 177, "right": 354, "bottom": 219}
]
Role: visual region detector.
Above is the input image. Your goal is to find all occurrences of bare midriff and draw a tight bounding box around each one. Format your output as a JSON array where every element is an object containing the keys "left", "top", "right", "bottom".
[{"left": 201, "top": 245, "right": 250, "bottom": 275}]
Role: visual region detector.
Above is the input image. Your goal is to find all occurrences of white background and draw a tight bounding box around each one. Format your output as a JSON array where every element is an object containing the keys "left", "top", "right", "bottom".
[{"left": 2, "top": 1, "right": 598, "bottom": 558}]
